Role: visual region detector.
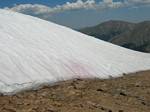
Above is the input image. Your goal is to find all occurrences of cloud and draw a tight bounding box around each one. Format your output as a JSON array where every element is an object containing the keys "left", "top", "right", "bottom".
[
  {"left": 4, "top": 0, "right": 150, "bottom": 20},
  {"left": 5, "top": 0, "right": 124, "bottom": 18}
]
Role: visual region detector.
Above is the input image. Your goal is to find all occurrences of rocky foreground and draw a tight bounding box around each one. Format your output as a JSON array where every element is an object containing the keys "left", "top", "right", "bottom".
[{"left": 0, "top": 71, "right": 150, "bottom": 112}]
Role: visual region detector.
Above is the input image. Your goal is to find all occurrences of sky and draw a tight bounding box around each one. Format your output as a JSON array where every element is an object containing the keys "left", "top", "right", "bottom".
[{"left": 0, "top": 0, "right": 150, "bottom": 29}]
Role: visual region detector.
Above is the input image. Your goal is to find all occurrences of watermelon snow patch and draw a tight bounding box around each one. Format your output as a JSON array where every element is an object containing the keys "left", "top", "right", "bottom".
[{"left": 0, "top": 9, "right": 150, "bottom": 94}]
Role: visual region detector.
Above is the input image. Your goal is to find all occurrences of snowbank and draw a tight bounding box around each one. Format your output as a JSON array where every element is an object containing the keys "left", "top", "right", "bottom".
[{"left": 0, "top": 9, "right": 150, "bottom": 94}]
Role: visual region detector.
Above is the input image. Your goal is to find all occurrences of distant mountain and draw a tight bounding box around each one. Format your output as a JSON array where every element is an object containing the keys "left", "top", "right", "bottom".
[
  {"left": 111, "top": 21, "right": 150, "bottom": 53},
  {"left": 79, "top": 20, "right": 150, "bottom": 53},
  {"left": 79, "top": 20, "right": 135, "bottom": 41}
]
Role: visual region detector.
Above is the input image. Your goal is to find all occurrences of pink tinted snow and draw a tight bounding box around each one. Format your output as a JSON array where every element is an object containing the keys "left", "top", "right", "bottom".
[{"left": 68, "top": 60, "right": 94, "bottom": 78}]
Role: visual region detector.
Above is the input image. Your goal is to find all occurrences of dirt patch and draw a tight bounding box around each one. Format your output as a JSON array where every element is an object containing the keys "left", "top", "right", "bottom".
[{"left": 0, "top": 71, "right": 150, "bottom": 112}]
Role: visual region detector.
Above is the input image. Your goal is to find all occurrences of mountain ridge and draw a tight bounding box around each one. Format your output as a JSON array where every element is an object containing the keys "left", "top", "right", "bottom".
[
  {"left": 79, "top": 20, "right": 136, "bottom": 41},
  {"left": 79, "top": 20, "right": 150, "bottom": 52},
  {"left": 111, "top": 21, "right": 150, "bottom": 52}
]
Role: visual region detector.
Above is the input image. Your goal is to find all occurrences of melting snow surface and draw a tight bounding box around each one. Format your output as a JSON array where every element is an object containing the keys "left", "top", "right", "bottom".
[{"left": 0, "top": 9, "right": 150, "bottom": 94}]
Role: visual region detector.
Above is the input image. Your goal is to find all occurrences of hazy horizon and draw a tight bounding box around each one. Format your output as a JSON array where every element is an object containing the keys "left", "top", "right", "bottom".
[{"left": 1, "top": 0, "right": 150, "bottom": 28}]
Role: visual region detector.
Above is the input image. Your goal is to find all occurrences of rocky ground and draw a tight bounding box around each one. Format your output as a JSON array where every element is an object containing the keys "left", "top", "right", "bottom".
[{"left": 0, "top": 71, "right": 150, "bottom": 112}]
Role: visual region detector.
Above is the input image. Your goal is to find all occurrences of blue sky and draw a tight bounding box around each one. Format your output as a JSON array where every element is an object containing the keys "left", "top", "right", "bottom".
[
  {"left": 1, "top": 0, "right": 150, "bottom": 28},
  {"left": 0, "top": 0, "right": 76, "bottom": 7}
]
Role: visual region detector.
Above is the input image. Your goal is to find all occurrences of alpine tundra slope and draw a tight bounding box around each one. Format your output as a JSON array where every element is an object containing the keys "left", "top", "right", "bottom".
[{"left": 0, "top": 9, "right": 150, "bottom": 94}]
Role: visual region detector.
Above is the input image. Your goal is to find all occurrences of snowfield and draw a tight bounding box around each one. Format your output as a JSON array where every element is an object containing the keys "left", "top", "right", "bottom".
[{"left": 0, "top": 9, "right": 150, "bottom": 94}]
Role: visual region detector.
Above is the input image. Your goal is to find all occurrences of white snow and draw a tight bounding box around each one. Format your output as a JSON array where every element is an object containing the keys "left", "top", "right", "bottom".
[{"left": 0, "top": 9, "right": 150, "bottom": 95}]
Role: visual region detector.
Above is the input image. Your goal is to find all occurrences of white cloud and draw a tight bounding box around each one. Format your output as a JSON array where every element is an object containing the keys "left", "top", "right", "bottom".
[
  {"left": 4, "top": 0, "right": 150, "bottom": 20},
  {"left": 103, "top": 0, "right": 113, "bottom": 3},
  {"left": 5, "top": 0, "right": 123, "bottom": 17}
]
